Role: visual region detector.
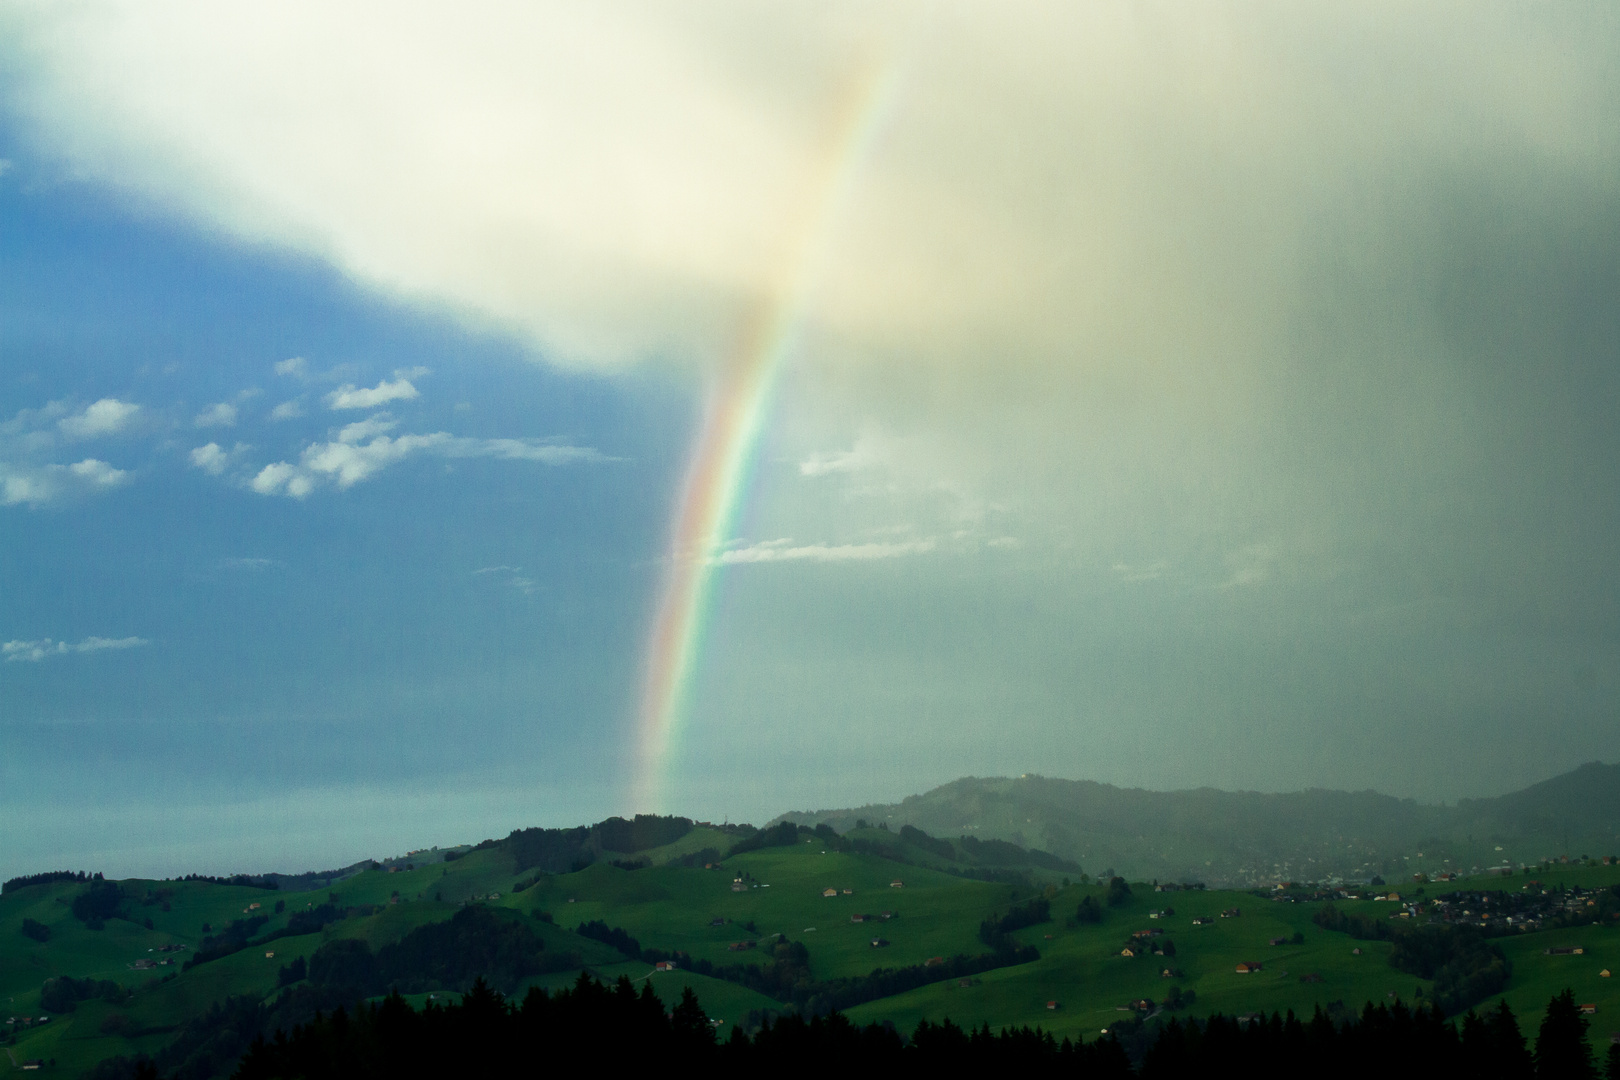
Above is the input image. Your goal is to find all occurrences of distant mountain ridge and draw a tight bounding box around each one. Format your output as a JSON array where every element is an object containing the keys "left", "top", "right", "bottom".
[{"left": 773, "top": 762, "right": 1620, "bottom": 887}]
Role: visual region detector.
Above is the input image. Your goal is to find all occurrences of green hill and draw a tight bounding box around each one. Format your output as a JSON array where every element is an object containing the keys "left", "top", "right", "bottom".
[
  {"left": 4, "top": 816, "right": 1618, "bottom": 1077},
  {"left": 773, "top": 763, "right": 1620, "bottom": 886}
]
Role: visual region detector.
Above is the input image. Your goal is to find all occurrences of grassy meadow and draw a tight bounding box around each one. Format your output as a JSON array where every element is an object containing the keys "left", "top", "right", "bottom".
[{"left": 4, "top": 829, "right": 1617, "bottom": 1076}]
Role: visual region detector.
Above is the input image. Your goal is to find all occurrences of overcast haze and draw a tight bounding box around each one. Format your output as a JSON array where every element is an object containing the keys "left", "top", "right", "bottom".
[{"left": 1, "top": 2, "right": 1617, "bottom": 881}]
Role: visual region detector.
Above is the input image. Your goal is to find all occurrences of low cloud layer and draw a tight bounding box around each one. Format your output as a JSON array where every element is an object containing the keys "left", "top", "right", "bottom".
[
  {"left": 4, "top": 635, "right": 150, "bottom": 662},
  {"left": 717, "top": 537, "right": 935, "bottom": 565}
]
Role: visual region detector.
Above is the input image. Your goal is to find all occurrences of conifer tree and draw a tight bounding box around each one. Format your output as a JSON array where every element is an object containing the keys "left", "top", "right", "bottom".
[{"left": 1535, "top": 989, "right": 1596, "bottom": 1080}]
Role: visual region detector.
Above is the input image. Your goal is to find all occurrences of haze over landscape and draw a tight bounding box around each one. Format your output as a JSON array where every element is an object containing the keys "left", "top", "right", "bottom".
[{"left": 2, "top": 2, "right": 1619, "bottom": 887}]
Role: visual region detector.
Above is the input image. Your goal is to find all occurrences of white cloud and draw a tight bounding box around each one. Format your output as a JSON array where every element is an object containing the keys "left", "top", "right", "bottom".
[
  {"left": 473, "top": 564, "right": 538, "bottom": 594},
  {"left": 274, "top": 356, "right": 308, "bottom": 379},
  {"left": 1112, "top": 561, "right": 1169, "bottom": 584},
  {"left": 716, "top": 537, "right": 936, "bottom": 565},
  {"left": 800, "top": 446, "right": 878, "bottom": 477},
  {"left": 336, "top": 414, "right": 398, "bottom": 443},
  {"left": 194, "top": 401, "right": 237, "bottom": 427},
  {"left": 269, "top": 399, "right": 305, "bottom": 420},
  {"left": 394, "top": 366, "right": 430, "bottom": 379},
  {"left": 248, "top": 423, "right": 604, "bottom": 498},
  {"left": 3, "top": 635, "right": 150, "bottom": 662},
  {"left": 440, "top": 437, "right": 605, "bottom": 464},
  {"left": 76, "top": 635, "right": 150, "bottom": 653},
  {"left": 249, "top": 461, "right": 300, "bottom": 496},
  {"left": 69, "top": 458, "right": 128, "bottom": 487},
  {"left": 190, "top": 442, "right": 228, "bottom": 474},
  {"left": 326, "top": 378, "right": 418, "bottom": 410},
  {"left": 58, "top": 398, "right": 139, "bottom": 439},
  {"left": 303, "top": 432, "right": 445, "bottom": 487},
  {"left": 986, "top": 536, "right": 1021, "bottom": 549}
]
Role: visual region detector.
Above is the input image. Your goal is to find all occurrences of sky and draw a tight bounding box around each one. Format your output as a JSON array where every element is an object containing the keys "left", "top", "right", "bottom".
[{"left": 1, "top": 2, "right": 1618, "bottom": 881}]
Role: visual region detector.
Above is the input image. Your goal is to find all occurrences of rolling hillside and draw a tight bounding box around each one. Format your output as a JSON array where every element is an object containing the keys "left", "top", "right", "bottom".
[{"left": 774, "top": 763, "right": 1620, "bottom": 886}]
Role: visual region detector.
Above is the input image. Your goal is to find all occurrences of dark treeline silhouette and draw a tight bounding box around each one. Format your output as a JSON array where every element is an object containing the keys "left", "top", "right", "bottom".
[
  {"left": 2, "top": 869, "right": 97, "bottom": 895},
  {"left": 171, "top": 874, "right": 280, "bottom": 890},
  {"left": 85, "top": 978, "right": 1616, "bottom": 1080}
]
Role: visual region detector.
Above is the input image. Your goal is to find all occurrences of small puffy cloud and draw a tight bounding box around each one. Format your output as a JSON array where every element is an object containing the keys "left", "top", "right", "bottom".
[
  {"left": 336, "top": 414, "right": 398, "bottom": 443},
  {"left": 3, "top": 635, "right": 149, "bottom": 662},
  {"left": 800, "top": 447, "right": 878, "bottom": 477},
  {"left": 190, "top": 442, "right": 229, "bottom": 475},
  {"left": 269, "top": 399, "right": 305, "bottom": 421},
  {"left": 194, "top": 401, "right": 237, "bottom": 427},
  {"left": 0, "top": 464, "right": 57, "bottom": 506},
  {"left": 303, "top": 432, "right": 444, "bottom": 487},
  {"left": 68, "top": 458, "right": 127, "bottom": 487},
  {"left": 249, "top": 424, "right": 604, "bottom": 498},
  {"left": 274, "top": 356, "right": 308, "bottom": 379},
  {"left": 1, "top": 458, "right": 129, "bottom": 505},
  {"left": 58, "top": 398, "right": 139, "bottom": 439},
  {"left": 250, "top": 461, "right": 309, "bottom": 497},
  {"left": 715, "top": 537, "right": 936, "bottom": 565},
  {"left": 394, "top": 366, "right": 430, "bottom": 379},
  {"left": 326, "top": 378, "right": 418, "bottom": 410}
]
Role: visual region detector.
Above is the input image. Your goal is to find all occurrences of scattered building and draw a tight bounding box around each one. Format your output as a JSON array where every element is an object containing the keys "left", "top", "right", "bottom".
[
  {"left": 890, "top": 880, "right": 905, "bottom": 889},
  {"left": 1235, "top": 961, "right": 1263, "bottom": 974},
  {"left": 822, "top": 888, "right": 838, "bottom": 898}
]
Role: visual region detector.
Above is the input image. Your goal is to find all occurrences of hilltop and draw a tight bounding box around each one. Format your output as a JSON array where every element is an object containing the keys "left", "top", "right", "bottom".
[
  {"left": 4, "top": 812, "right": 1619, "bottom": 1077},
  {"left": 773, "top": 762, "right": 1620, "bottom": 886}
]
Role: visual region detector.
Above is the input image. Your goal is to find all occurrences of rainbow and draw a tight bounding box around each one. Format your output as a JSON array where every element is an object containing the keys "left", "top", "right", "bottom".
[{"left": 633, "top": 61, "right": 901, "bottom": 809}]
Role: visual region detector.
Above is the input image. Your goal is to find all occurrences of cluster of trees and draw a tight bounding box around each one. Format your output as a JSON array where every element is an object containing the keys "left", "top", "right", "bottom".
[
  {"left": 20, "top": 917, "right": 50, "bottom": 942},
  {"left": 1313, "top": 903, "right": 1510, "bottom": 1013},
  {"left": 169, "top": 874, "right": 279, "bottom": 891},
  {"left": 1134, "top": 994, "right": 1615, "bottom": 1079},
  {"left": 575, "top": 919, "right": 641, "bottom": 958},
  {"left": 184, "top": 904, "right": 352, "bottom": 973},
  {"left": 2, "top": 870, "right": 95, "bottom": 895},
  {"left": 593, "top": 814, "right": 694, "bottom": 853},
  {"left": 725, "top": 820, "right": 806, "bottom": 857},
  {"left": 183, "top": 916, "right": 269, "bottom": 970},
  {"left": 663, "top": 928, "right": 1041, "bottom": 1017},
  {"left": 72, "top": 879, "right": 129, "bottom": 930},
  {"left": 40, "top": 976, "right": 130, "bottom": 1013},
  {"left": 979, "top": 897, "right": 1051, "bottom": 951},
  {"left": 487, "top": 813, "right": 702, "bottom": 877},
  {"left": 88, "top": 977, "right": 1618, "bottom": 1079}
]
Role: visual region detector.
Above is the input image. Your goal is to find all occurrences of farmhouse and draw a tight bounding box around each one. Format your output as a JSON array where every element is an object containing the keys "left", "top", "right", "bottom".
[
  {"left": 1221, "top": 908, "right": 1241, "bottom": 918},
  {"left": 890, "top": 880, "right": 905, "bottom": 888},
  {"left": 1236, "top": 961, "right": 1263, "bottom": 974},
  {"left": 1046, "top": 1001, "right": 1060, "bottom": 1010},
  {"left": 822, "top": 888, "right": 838, "bottom": 898}
]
